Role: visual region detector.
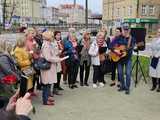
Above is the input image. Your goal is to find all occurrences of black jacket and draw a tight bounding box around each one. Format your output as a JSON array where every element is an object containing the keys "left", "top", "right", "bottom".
[{"left": 18, "top": 115, "right": 31, "bottom": 120}]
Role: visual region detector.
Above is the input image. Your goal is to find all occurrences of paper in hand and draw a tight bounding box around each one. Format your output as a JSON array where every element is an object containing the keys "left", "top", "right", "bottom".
[{"left": 60, "top": 56, "right": 69, "bottom": 61}]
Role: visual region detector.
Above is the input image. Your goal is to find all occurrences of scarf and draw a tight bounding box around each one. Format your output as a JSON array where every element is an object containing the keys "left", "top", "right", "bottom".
[
  {"left": 82, "top": 39, "right": 90, "bottom": 49},
  {"left": 97, "top": 39, "right": 104, "bottom": 47}
]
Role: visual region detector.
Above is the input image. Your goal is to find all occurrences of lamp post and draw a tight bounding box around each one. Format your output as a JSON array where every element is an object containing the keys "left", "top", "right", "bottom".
[
  {"left": 2, "top": 0, "right": 7, "bottom": 30},
  {"left": 74, "top": 0, "right": 76, "bottom": 6},
  {"left": 136, "top": 0, "right": 140, "bottom": 18},
  {"left": 85, "top": 0, "right": 88, "bottom": 29}
]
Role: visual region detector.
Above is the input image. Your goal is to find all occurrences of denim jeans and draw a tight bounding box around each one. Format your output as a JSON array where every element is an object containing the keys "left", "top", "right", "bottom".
[
  {"left": 117, "top": 59, "right": 132, "bottom": 90},
  {"left": 42, "top": 84, "right": 51, "bottom": 104}
]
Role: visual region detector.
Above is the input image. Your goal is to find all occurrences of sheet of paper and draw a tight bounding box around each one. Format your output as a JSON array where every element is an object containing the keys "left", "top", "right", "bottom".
[{"left": 60, "top": 56, "right": 69, "bottom": 61}]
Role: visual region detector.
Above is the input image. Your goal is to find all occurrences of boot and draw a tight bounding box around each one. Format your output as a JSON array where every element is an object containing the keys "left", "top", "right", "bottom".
[
  {"left": 53, "top": 87, "right": 62, "bottom": 95},
  {"left": 157, "top": 79, "right": 160, "bottom": 92},
  {"left": 150, "top": 77, "right": 157, "bottom": 91},
  {"left": 53, "top": 84, "right": 62, "bottom": 95}
]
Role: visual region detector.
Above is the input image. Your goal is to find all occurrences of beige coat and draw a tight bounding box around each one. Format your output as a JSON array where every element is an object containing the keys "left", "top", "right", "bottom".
[
  {"left": 41, "top": 40, "right": 61, "bottom": 85},
  {"left": 51, "top": 41, "right": 62, "bottom": 73},
  {"left": 149, "top": 37, "right": 160, "bottom": 78}
]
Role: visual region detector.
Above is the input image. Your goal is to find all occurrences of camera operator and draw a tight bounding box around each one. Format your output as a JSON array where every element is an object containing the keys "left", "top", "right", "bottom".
[{"left": 0, "top": 91, "right": 33, "bottom": 120}]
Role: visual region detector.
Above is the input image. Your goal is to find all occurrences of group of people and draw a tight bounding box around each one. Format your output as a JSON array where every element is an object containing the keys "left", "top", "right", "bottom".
[{"left": 0, "top": 25, "right": 160, "bottom": 120}]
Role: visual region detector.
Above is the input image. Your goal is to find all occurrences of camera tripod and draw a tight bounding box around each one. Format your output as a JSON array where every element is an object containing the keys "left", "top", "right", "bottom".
[{"left": 132, "top": 50, "right": 147, "bottom": 87}]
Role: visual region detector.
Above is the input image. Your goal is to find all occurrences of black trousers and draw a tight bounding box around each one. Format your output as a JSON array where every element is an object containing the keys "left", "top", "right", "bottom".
[
  {"left": 30, "top": 70, "right": 41, "bottom": 92},
  {"left": 80, "top": 61, "right": 90, "bottom": 84},
  {"left": 152, "top": 77, "right": 160, "bottom": 88},
  {"left": 54, "top": 72, "right": 62, "bottom": 89},
  {"left": 93, "top": 65, "right": 104, "bottom": 84},
  {"left": 68, "top": 62, "right": 79, "bottom": 86},
  {"left": 19, "top": 75, "right": 27, "bottom": 97},
  {"left": 111, "top": 61, "right": 118, "bottom": 81}
]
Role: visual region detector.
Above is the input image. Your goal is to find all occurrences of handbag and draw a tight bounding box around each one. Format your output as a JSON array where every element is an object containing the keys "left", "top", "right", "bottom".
[
  {"left": 100, "top": 57, "right": 112, "bottom": 74},
  {"left": 151, "top": 57, "right": 159, "bottom": 69},
  {"left": 33, "top": 57, "right": 51, "bottom": 70},
  {"left": 22, "top": 67, "right": 34, "bottom": 76}
]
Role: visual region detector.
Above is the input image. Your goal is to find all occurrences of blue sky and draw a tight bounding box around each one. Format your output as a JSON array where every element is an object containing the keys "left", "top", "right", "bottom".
[{"left": 47, "top": 0, "right": 102, "bottom": 14}]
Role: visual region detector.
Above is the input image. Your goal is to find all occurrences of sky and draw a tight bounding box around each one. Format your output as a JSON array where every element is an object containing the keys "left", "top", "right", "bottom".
[{"left": 47, "top": 0, "right": 102, "bottom": 14}]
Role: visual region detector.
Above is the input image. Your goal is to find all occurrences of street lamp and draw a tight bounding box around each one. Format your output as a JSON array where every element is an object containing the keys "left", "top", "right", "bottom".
[
  {"left": 136, "top": 0, "right": 140, "bottom": 18},
  {"left": 85, "top": 0, "right": 88, "bottom": 29},
  {"left": 2, "top": 0, "right": 7, "bottom": 30}
]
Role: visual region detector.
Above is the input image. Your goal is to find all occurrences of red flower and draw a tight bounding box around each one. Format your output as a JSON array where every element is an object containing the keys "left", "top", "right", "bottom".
[{"left": 1, "top": 75, "right": 17, "bottom": 85}]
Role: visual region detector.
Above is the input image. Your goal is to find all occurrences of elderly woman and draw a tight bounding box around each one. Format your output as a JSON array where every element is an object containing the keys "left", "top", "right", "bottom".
[
  {"left": 41, "top": 31, "right": 63, "bottom": 106},
  {"left": 51, "top": 31, "right": 64, "bottom": 95},
  {"left": 0, "top": 40, "right": 20, "bottom": 107},
  {"left": 149, "top": 28, "right": 160, "bottom": 92},
  {"left": 25, "top": 28, "right": 41, "bottom": 93},
  {"left": 63, "top": 28, "right": 79, "bottom": 89},
  {"left": 109, "top": 27, "right": 123, "bottom": 87},
  {"left": 89, "top": 32, "right": 107, "bottom": 88},
  {"left": 79, "top": 32, "right": 91, "bottom": 86},
  {"left": 14, "top": 38, "right": 33, "bottom": 92}
]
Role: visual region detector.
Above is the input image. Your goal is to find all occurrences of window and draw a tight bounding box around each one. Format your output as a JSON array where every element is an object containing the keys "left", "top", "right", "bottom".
[
  {"left": 123, "top": 7, "right": 126, "bottom": 16},
  {"left": 142, "top": 5, "right": 147, "bottom": 15},
  {"left": 149, "top": 5, "right": 155, "bottom": 15},
  {"left": 128, "top": 6, "right": 132, "bottom": 16},
  {"left": 117, "top": 8, "right": 120, "bottom": 17}
]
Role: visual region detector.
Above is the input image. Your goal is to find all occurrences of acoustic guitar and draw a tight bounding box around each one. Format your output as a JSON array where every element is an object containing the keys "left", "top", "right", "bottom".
[{"left": 109, "top": 45, "right": 127, "bottom": 62}]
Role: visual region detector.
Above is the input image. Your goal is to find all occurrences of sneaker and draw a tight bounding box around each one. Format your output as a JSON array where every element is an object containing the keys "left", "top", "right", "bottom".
[
  {"left": 99, "top": 82, "right": 104, "bottom": 88},
  {"left": 93, "top": 84, "right": 98, "bottom": 88}
]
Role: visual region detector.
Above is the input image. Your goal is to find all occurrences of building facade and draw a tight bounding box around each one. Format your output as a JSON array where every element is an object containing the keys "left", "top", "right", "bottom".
[
  {"left": 0, "top": 0, "right": 3, "bottom": 24},
  {"left": 40, "top": 0, "right": 47, "bottom": 24},
  {"left": 45, "top": 7, "right": 59, "bottom": 24},
  {"left": 4, "top": 0, "right": 42, "bottom": 24},
  {"left": 59, "top": 4, "right": 86, "bottom": 24},
  {"left": 103, "top": 0, "right": 160, "bottom": 34}
]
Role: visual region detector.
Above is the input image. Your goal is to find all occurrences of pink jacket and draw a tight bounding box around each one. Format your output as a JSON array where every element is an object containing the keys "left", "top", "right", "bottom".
[{"left": 40, "top": 40, "right": 61, "bottom": 84}]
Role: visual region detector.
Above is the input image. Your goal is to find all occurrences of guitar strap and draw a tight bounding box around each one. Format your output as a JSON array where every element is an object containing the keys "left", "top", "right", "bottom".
[{"left": 127, "top": 36, "right": 132, "bottom": 49}]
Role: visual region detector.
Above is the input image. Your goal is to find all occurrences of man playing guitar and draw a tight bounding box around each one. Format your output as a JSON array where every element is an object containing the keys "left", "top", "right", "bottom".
[{"left": 110, "top": 26, "right": 135, "bottom": 94}]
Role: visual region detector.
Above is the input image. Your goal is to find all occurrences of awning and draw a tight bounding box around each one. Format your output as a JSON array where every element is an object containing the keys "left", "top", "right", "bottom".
[{"left": 124, "top": 18, "right": 159, "bottom": 23}]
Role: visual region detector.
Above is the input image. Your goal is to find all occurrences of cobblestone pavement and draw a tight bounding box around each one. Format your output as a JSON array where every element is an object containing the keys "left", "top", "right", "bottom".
[{"left": 30, "top": 74, "right": 160, "bottom": 120}]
